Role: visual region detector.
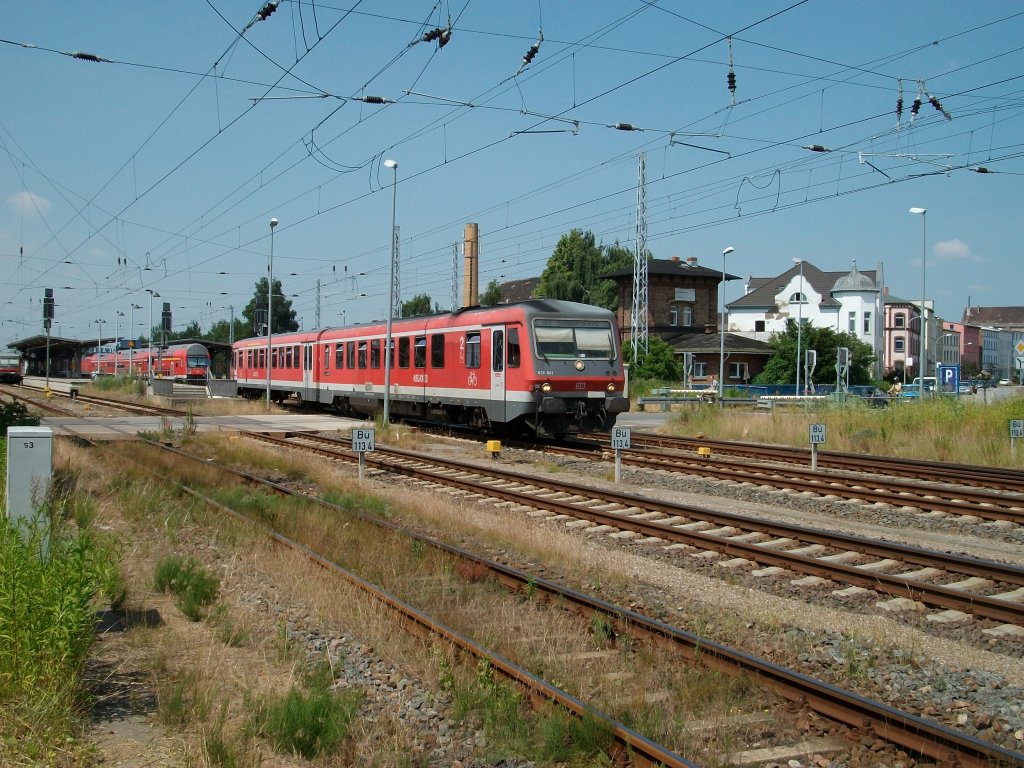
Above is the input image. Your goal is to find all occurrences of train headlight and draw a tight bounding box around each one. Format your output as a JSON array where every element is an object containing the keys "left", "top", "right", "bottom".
[
  {"left": 574, "top": 359, "right": 585, "bottom": 371},
  {"left": 541, "top": 382, "right": 552, "bottom": 393},
  {"left": 607, "top": 382, "right": 616, "bottom": 392}
]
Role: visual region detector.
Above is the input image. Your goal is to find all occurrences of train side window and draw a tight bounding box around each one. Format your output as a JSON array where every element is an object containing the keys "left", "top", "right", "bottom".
[
  {"left": 492, "top": 330, "right": 504, "bottom": 372},
  {"left": 430, "top": 333, "right": 445, "bottom": 368},
  {"left": 305, "top": 345, "right": 312, "bottom": 371},
  {"left": 414, "top": 337, "right": 426, "bottom": 368},
  {"left": 258, "top": 349, "right": 265, "bottom": 369},
  {"left": 507, "top": 328, "right": 520, "bottom": 368},
  {"left": 399, "top": 337, "right": 410, "bottom": 368},
  {"left": 271, "top": 348, "right": 278, "bottom": 368},
  {"left": 281, "top": 346, "right": 289, "bottom": 368},
  {"left": 324, "top": 345, "right": 330, "bottom": 371},
  {"left": 335, "top": 344, "right": 344, "bottom": 369},
  {"left": 465, "top": 332, "right": 481, "bottom": 369},
  {"left": 247, "top": 350, "right": 253, "bottom": 367},
  {"left": 358, "top": 342, "right": 367, "bottom": 369},
  {"left": 346, "top": 341, "right": 355, "bottom": 369},
  {"left": 370, "top": 339, "right": 381, "bottom": 369},
  {"left": 294, "top": 345, "right": 301, "bottom": 369}
]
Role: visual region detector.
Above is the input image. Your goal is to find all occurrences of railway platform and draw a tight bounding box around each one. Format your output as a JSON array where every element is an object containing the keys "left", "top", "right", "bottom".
[{"left": 40, "top": 413, "right": 372, "bottom": 441}]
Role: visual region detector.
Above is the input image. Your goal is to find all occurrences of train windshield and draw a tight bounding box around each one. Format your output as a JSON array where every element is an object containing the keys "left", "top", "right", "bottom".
[
  {"left": 0, "top": 355, "right": 20, "bottom": 367},
  {"left": 533, "top": 319, "right": 615, "bottom": 360},
  {"left": 187, "top": 354, "right": 210, "bottom": 369}
]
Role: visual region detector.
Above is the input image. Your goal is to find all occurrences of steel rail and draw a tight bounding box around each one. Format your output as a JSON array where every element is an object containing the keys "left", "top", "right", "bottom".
[
  {"left": 248, "top": 432, "right": 1024, "bottom": 626},
  {"left": 156, "top": 436, "right": 1023, "bottom": 768},
  {"left": 616, "top": 433, "right": 1024, "bottom": 493},
  {"left": 553, "top": 441, "right": 1024, "bottom": 524}
]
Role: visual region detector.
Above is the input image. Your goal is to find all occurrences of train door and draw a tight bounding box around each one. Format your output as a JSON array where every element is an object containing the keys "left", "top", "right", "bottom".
[
  {"left": 303, "top": 343, "right": 314, "bottom": 398},
  {"left": 489, "top": 326, "right": 506, "bottom": 421}
]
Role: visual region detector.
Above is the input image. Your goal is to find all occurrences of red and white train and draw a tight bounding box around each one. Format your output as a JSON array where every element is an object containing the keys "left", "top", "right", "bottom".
[
  {"left": 0, "top": 352, "right": 24, "bottom": 384},
  {"left": 233, "top": 300, "right": 629, "bottom": 438},
  {"left": 80, "top": 343, "right": 211, "bottom": 383}
]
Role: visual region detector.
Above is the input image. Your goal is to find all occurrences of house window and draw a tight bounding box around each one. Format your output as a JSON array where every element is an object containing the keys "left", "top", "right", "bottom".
[
  {"left": 863, "top": 311, "right": 871, "bottom": 335},
  {"left": 894, "top": 313, "right": 906, "bottom": 329},
  {"left": 754, "top": 320, "right": 766, "bottom": 333},
  {"left": 669, "top": 306, "right": 678, "bottom": 327},
  {"left": 694, "top": 361, "right": 707, "bottom": 377},
  {"left": 848, "top": 312, "right": 856, "bottom": 333},
  {"left": 789, "top": 292, "right": 805, "bottom": 304},
  {"left": 894, "top": 338, "right": 905, "bottom": 353},
  {"left": 683, "top": 306, "right": 693, "bottom": 327},
  {"left": 728, "top": 362, "right": 747, "bottom": 381}
]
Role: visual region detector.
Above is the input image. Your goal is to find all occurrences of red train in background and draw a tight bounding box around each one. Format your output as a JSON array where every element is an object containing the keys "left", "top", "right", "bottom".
[
  {"left": 0, "top": 352, "right": 24, "bottom": 384},
  {"left": 80, "top": 343, "right": 211, "bottom": 383},
  {"left": 233, "top": 300, "right": 629, "bottom": 438}
]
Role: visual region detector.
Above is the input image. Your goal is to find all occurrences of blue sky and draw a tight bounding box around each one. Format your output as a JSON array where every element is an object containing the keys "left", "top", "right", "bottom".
[{"left": 2, "top": 1, "right": 1023, "bottom": 345}]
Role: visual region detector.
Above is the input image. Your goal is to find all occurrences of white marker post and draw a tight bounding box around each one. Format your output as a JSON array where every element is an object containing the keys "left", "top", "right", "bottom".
[
  {"left": 352, "top": 427, "right": 375, "bottom": 483},
  {"left": 808, "top": 423, "right": 826, "bottom": 471},
  {"left": 611, "top": 426, "right": 630, "bottom": 483},
  {"left": 1011, "top": 419, "right": 1024, "bottom": 462}
]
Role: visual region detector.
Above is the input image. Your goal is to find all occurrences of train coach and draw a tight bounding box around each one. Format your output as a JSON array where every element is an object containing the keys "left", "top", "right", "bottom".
[
  {"left": 233, "top": 300, "right": 629, "bottom": 438},
  {"left": 0, "top": 352, "right": 24, "bottom": 384},
  {"left": 81, "top": 342, "right": 211, "bottom": 383}
]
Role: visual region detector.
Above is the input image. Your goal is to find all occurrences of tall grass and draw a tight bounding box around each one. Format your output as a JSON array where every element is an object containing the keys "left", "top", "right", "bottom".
[
  {"left": 666, "top": 391, "right": 1024, "bottom": 465},
  {"left": 0, "top": 512, "right": 121, "bottom": 760}
]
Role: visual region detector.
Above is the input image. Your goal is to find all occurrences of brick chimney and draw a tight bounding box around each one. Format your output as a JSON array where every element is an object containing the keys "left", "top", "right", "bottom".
[{"left": 686, "top": 256, "right": 698, "bottom": 267}]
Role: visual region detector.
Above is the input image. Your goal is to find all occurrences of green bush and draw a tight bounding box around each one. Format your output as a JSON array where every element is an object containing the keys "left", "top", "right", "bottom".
[
  {"left": 254, "top": 676, "right": 361, "bottom": 759},
  {"left": 154, "top": 555, "right": 219, "bottom": 621}
]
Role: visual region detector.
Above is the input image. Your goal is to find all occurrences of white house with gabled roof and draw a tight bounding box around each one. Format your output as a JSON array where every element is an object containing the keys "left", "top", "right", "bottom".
[{"left": 726, "top": 261, "right": 886, "bottom": 378}]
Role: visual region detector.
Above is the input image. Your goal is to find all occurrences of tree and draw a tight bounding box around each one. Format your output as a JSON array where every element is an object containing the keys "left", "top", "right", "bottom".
[
  {"left": 205, "top": 318, "right": 248, "bottom": 345},
  {"left": 167, "top": 320, "right": 202, "bottom": 342},
  {"left": 402, "top": 293, "right": 434, "bottom": 317},
  {"left": 623, "top": 336, "right": 681, "bottom": 382},
  {"left": 240, "top": 278, "right": 298, "bottom": 339},
  {"left": 480, "top": 279, "right": 502, "bottom": 306},
  {"left": 535, "top": 229, "right": 634, "bottom": 311},
  {"left": 752, "top": 322, "right": 876, "bottom": 387}
]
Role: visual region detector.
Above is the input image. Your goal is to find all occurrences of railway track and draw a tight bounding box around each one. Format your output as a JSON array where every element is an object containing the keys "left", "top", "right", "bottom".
[
  {"left": 242, "top": 431, "right": 1024, "bottom": 636},
  {"left": 549, "top": 436, "right": 1024, "bottom": 525},
  {"left": 596, "top": 432, "right": 1024, "bottom": 495},
  {"left": 134, "top": 434, "right": 1023, "bottom": 768},
  {"left": 15, "top": 399, "right": 1023, "bottom": 765}
]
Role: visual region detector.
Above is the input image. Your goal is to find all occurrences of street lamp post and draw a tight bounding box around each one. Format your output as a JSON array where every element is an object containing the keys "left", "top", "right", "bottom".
[
  {"left": 115, "top": 311, "right": 124, "bottom": 375},
  {"left": 383, "top": 159, "right": 398, "bottom": 424},
  {"left": 719, "top": 246, "right": 734, "bottom": 408},
  {"left": 129, "top": 304, "right": 141, "bottom": 375},
  {"left": 267, "top": 217, "right": 278, "bottom": 411},
  {"left": 146, "top": 290, "right": 160, "bottom": 385},
  {"left": 910, "top": 207, "right": 927, "bottom": 393},
  {"left": 94, "top": 319, "right": 104, "bottom": 377},
  {"left": 793, "top": 258, "right": 803, "bottom": 395}
]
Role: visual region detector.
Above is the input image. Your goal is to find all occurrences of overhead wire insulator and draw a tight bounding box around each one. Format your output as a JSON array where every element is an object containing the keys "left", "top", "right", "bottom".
[
  {"left": 438, "top": 28, "right": 452, "bottom": 48},
  {"left": 895, "top": 78, "right": 903, "bottom": 126},
  {"left": 422, "top": 27, "right": 445, "bottom": 43},
  {"left": 910, "top": 95, "right": 922, "bottom": 120},
  {"left": 257, "top": 1, "right": 279, "bottom": 21},
  {"left": 927, "top": 92, "right": 952, "bottom": 120},
  {"left": 612, "top": 123, "right": 641, "bottom": 132},
  {"left": 804, "top": 145, "right": 831, "bottom": 152},
  {"left": 357, "top": 95, "right": 394, "bottom": 104},
  {"left": 726, "top": 36, "right": 737, "bottom": 106},
  {"left": 971, "top": 166, "right": 991, "bottom": 174},
  {"left": 66, "top": 51, "right": 110, "bottom": 63},
  {"left": 515, "top": 29, "right": 544, "bottom": 75}
]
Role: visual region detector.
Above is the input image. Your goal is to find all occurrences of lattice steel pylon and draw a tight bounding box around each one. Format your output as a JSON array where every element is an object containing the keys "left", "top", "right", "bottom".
[
  {"left": 392, "top": 225, "right": 402, "bottom": 318},
  {"left": 630, "top": 152, "right": 649, "bottom": 360}
]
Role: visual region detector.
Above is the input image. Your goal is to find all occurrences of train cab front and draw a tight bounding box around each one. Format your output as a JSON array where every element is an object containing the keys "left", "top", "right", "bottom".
[{"left": 531, "top": 376, "right": 628, "bottom": 438}]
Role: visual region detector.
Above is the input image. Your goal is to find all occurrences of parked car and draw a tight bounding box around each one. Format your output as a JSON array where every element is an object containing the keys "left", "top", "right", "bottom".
[{"left": 999, "top": 378, "right": 1011, "bottom": 386}]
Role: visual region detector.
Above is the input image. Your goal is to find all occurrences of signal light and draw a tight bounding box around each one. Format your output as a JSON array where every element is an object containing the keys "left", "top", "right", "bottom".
[
  {"left": 161, "top": 302, "right": 172, "bottom": 333},
  {"left": 43, "top": 288, "right": 55, "bottom": 320}
]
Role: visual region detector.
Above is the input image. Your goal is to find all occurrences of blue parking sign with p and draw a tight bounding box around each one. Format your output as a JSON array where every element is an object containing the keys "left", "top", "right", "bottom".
[{"left": 937, "top": 364, "right": 959, "bottom": 394}]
